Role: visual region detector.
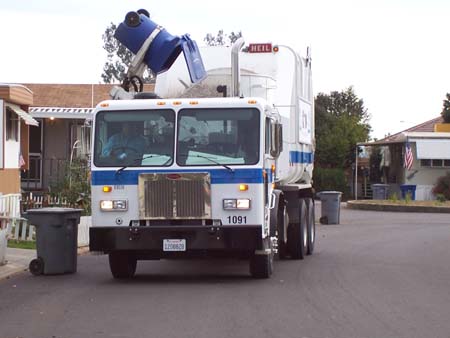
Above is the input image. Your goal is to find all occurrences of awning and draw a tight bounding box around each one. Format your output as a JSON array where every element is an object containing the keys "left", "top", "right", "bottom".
[
  {"left": 6, "top": 103, "right": 39, "bottom": 127},
  {"left": 413, "top": 139, "right": 450, "bottom": 159}
]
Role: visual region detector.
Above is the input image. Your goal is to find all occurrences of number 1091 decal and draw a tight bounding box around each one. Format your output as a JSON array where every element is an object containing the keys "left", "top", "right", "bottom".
[{"left": 227, "top": 216, "right": 247, "bottom": 224}]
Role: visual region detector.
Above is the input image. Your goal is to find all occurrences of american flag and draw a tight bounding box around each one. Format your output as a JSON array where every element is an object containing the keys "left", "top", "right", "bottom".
[
  {"left": 19, "top": 153, "right": 26, "bottom": 168},
  {"left": 404, "top": 142, "right": 413, "bottom": 170}
]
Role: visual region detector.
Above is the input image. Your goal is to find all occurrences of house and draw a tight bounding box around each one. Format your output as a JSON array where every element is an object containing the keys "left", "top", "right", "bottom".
[
  {"left": 19, "top": 83, "right": 154, "bottom": 191},
  {"left": 356, "top": 116, "right": 450, "bottom": 200},
  {"left": 0, "top": 84, "right": 38, "bottom": 194}
]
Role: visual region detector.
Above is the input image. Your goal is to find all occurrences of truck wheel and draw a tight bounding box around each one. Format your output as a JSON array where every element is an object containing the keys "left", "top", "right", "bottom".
[
  {"left": 249, "top": 240, "right": 273, "bottom": 278},
  {"left": 109, "top": 252, "right": 137, "bottom": 279},
  {"left": 276, "top": 204, "right": 289, "bottom": 260},
  {"left": 287, "top": 199, "right": 307, "bottom": 260},
  {"left": 306, "top": 198, "right": 315, "bottom": 255}
]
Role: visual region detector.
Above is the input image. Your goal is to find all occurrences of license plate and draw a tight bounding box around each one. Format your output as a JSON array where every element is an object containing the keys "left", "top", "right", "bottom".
[{"left": 163, "top": 239, "right": 186, "bottom": 252}]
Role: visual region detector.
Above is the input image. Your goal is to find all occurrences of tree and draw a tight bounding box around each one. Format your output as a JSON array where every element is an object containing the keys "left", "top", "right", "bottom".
[
  {"left": 314, "top": 87, "right": 371, "bottom": 169},
  {"left": 441, "top": 93, "right": 450, "bottom": 123},
  {"left": 204, "top": 30, "right": 243, "bottom": 46},
  {"left": 100, "top": 22, "right": 154, "bottom": 84}
]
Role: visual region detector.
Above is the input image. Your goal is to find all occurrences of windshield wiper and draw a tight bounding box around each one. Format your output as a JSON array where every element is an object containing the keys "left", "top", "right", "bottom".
[
  {"left": 179, "top": 154, "right": 234, "bottom": 173},
  {"left": 115, "top": 154, "right": 171, "bottom": 175}
]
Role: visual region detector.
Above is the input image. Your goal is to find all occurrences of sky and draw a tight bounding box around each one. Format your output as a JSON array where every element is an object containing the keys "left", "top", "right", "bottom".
[{"left": 0, "top": 0, "right": 449, "bottom": 139}]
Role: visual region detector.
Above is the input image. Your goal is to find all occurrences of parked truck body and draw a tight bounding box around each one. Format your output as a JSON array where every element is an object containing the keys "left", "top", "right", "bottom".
[{"left": 89, "top": 11, "right": 316, "bottom": 278}]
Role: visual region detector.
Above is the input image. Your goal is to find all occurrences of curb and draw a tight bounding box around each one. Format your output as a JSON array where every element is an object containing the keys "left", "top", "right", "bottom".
[
  {"left": 0, "top": 262, "right": 28, "bottom": 281},
  {"left": 346, "top": 201, "right": 450, "bottom": 213}
]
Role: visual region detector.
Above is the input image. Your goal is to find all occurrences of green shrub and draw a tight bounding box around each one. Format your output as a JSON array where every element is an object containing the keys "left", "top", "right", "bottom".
[
  {"left": 432, "top": 172, "right": 450, "bottom": 200},
  {"left": 404, "top": 191, "right": 412, "bottom": 204},
  {"left": 313, "top": 167, "right": 350, "bottom": 200},
  {"left": 436, "top": 193, "right": 446, "bottom": 203},
  {"left": 50, "top": 158, "right": 91, "bottom": 215},
  {"left": 389, "top": 192, "right": 398, "bottom": 202}
]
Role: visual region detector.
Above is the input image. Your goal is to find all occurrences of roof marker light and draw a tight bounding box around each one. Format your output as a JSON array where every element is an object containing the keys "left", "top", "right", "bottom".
[
  {"left": 157, "top": 101, "right": 166, "bottom": 106},
  {"left": 248, "top": 99, "right": 257, "bottom": 104},
  {"left": 173, "top": 101, "right": 182, "bottom": 105}
]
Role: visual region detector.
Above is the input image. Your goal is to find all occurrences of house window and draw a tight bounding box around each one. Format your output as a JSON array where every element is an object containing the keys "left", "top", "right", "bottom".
[
  {"left": 420, "top": 159, "right": 450, "bottom": 168},
  {"left": 70, "top": 122, "right": 91, "bottom": 159},
  {"left": 420, "top": 159, "right": 431, "bottom": 167},
  {"left": 432, "top": 159, "right": 443, "bottom": 167},
  {"left": 6, "top": 107, "right": 19, "bottom": 141}
]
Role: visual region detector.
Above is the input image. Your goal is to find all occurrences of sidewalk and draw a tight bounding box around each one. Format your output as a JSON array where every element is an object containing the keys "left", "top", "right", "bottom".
[
  {"left": 0, "top": 247, "right": 36, "bottom": 280},
  {"left": 0, "top": 246, "right": 90, "bottom": 280}
]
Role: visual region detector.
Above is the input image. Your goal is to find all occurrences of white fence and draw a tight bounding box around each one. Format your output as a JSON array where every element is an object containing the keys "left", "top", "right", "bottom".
[{"left": 0, "top": 193, "right": 90, "bottom": 247}]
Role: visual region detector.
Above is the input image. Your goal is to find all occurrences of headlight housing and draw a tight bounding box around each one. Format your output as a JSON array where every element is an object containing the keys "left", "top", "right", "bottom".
[
  {"left": 223, "top": 198, "right": 251, "bottom": 210},
  {"left": 100, "top": 200, "right": 128, "bottom": 211}
]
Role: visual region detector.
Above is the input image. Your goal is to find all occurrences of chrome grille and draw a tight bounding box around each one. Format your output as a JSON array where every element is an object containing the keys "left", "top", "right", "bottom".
[{"left": 139, "top": 173, "right": 211, "bottom": 219}]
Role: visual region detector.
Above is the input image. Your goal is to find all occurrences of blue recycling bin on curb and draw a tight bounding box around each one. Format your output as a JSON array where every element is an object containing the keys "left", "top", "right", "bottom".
[
  {"left": 400, "top": 185, "right": 416, "bottom": 200},
  {"left": 24, "top": 208, "right": 82, "bottom": 276},
  {"left": 317, "top": 191, "right": 342, "bottom": 225}
]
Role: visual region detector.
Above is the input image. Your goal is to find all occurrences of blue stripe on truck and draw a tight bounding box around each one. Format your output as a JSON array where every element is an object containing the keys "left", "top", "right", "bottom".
[
  {"left": 289, "top": 151, "right": 314, "bottom": 164},
  {"left": 91, "top": 168, "right": 264, "bottom": 186}
]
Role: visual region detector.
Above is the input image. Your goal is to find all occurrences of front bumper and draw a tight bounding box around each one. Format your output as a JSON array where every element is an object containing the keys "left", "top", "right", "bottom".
[{"left": 90, "top": 225, "right": 263, "bottom": 258}]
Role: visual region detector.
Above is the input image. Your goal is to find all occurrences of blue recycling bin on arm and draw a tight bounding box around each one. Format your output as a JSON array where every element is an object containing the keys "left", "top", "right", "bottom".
[{"left": 114, "top": 11, "right": 206, "bottom": 83}]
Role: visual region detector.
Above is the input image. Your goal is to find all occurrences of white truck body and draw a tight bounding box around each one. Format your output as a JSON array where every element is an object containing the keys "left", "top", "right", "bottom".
[{"left": 89, "top": 11, "right": 316, "bottom": 279}]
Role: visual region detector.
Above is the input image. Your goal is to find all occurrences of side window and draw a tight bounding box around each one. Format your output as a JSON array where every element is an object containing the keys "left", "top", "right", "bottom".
[{"left": 6, "top": 107, "right": 19, "bottom": 141}]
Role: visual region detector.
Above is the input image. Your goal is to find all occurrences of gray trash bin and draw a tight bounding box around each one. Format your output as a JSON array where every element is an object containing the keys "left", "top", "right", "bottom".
[
  {"left": 24, "top": 208, "right": 82, "bottom": 275},
  {"left": 318, "top": 191, "right": 342, "bottom": 224},
  {"left": 372, "top": 184, "right": 389, "bottom": 200}
]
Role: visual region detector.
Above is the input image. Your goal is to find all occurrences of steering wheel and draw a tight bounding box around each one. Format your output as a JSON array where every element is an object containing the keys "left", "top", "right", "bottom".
[{"left": 110, "top": 146, "right": 140, "bottom": 157}]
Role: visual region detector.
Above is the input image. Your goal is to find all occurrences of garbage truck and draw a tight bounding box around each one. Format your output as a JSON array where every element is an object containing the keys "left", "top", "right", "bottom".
[{"left": 89, "top": 10, "right": 316, "bottom": 279}]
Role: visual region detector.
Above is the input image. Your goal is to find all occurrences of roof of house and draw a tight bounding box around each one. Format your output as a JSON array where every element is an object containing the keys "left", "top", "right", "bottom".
[
  {"left": 22, "top": 83, "right": 155, "bottom": 108},
  {"left": 360, "top": 116, "right": 445, "bottom": 146},
  {"left": 0, "top": 83, "right": 33, "bottom": 106}
]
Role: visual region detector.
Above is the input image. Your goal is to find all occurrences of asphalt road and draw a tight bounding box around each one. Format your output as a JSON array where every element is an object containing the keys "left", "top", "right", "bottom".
[{"left": 1, "top": 206, "right": 450, "bottom": 338}]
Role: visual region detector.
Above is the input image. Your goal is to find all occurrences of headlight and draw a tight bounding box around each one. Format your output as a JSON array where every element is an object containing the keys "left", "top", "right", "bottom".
[
  {"left": 223, "top": 198, "right": 251, "bottom": 210},
  {"left": 100, "top": 200, "right": 128, "bottom": 211},
  {"left": 237, "top": 199, "right": 251, "bottom": 209}
]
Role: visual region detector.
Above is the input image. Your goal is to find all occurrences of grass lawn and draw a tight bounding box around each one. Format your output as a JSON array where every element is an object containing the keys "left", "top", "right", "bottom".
[{"left": 7, "top": 240, "right": 36, "bottom": 250}]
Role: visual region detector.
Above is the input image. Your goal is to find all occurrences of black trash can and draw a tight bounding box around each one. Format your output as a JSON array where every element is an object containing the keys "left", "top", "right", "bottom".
[{"left": 24, "top": 208, "right": 82, "bottom": 275}]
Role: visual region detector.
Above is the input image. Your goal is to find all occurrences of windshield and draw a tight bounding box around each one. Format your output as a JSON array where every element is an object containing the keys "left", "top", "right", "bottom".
[
  {"left": 177, "top": 108, "right": 260, "bottom": 166},
  {"left": 94, "top": 109, "right": 175, "bottom": 167}
]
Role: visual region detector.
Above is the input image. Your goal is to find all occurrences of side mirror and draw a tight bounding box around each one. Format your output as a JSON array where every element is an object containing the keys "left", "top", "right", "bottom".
[{"left": 270, "top": 122, "right": 283, "bottom": 158}]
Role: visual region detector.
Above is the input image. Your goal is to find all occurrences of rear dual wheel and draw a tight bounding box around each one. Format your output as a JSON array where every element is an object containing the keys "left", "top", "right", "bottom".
[
  {"left": 305, "top": 198, "right": 316, "bottom": 255},
  {"left": 287, "top": 199, "right": 307, "bottom": 260}
]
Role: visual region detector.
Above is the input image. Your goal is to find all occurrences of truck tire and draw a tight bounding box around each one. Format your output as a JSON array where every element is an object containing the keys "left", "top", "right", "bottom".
[
  {"left": 287, "top": 198, "right": 307, "bottom": 260},
  {"left": 277, "top": 204, "right": 289, "bottom": 260},
  {"left": 306, "top": 198, "right": 315, "bottom": 255},
  {"left": 109, "top": 252, "right": 137, "bottom": 279},
  {"left": 249, "top": 239, "right": 273, "bottom": 278}
]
